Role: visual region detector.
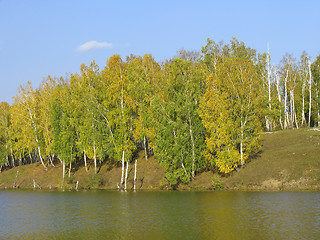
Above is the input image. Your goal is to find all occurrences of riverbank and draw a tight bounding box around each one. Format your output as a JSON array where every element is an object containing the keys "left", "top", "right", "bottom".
[{"left": 1, "top": 128, "right": 320, "bottom": 191}]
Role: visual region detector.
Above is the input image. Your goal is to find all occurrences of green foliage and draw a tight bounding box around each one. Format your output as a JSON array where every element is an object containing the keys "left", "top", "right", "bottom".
[
  {"left": 153, "top": 58, "right": 206, "bottom": 185},
  {"left": 199, "top": 40, "right": 263, "bottom": 174},
  {"left": 211, "top": 175, "right": 224, "bottom": 191},
  {"left": 2, "top": 38, "right": 320, "bottom": 189},
  {"left": 92, "top": 174, "right": 104, "bottom": 186},
  {"left": 0, "top": 102, "right": 10, "bottom": 166}
]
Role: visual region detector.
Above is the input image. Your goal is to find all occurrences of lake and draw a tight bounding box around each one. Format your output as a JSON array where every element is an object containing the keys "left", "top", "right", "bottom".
[{"left": 0, "top": 191, "right": 320, "bottom": 239}]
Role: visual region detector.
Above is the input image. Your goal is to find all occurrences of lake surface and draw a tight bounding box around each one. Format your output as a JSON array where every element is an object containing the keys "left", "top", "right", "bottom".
[{"left": 0, "top": 191, "right": 320, "bottom": 239}]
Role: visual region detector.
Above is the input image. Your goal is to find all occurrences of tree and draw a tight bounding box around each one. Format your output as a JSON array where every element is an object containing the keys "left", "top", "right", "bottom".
[
  {"left": 70, "top": 62, "right": 108, "bottom": 174},
  {"left": 38, "top": 76, "right": 57, "bottom": 166},
  {"left": 101, "top": 55, "right": 136, "bottom": 188},
  {"left": 199, "top": 43, "right": 263, "bottom": 174},
  {"left": 0, "top": 102, "right": 10, "bottom": 170},
  {"left": 153, "top": 58, "right": 206, "bottom": 186},
  {"left": 311, "top": 54, "right": 320, "bottom": 126},
  {"left": 127, "top": 54, "right": 160, "bottom": 160},
  {"left": 50, "top": 78, "right": 78, "bottom": 185},
  {"left": 11, "top": 82, "right": 47, "bottom": 169}
]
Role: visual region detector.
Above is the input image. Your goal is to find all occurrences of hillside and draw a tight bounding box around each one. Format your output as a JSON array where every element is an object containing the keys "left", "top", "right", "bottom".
[
  {"left": 222, "top": 128, "right": 320, "bottom": 190},
  {"left": 0, "top": 152, "right": 166, "bottom": 190},
  {"left": 1, "top": 128, "right": 320, "bottom": 191}
]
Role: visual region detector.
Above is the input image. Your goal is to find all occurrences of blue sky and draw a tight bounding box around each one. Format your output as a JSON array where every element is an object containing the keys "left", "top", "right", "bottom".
[{"left": 0, "top": 0, "right": 319, "bottom": 104}]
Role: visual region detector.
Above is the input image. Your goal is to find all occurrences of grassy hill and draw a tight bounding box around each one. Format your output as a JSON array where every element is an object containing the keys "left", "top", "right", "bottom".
[
  {"left": 1, "top": 128, "right": 320, "bottom": 191},
  {"left": 222, "top": 128, "right": 320, "bottom": 190}
]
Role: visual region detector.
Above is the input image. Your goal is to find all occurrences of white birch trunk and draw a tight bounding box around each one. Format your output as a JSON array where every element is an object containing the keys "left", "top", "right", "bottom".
[
  {"left": 301, "top": 76, "right": 306, "bottom": 126},
  {"left": 240, "top": 131, "right": 244, "bottom": 166},
  {"left": 10, "top": 147, "right": 15, "bottom": 167},
  {"left": 120, "top": 150, "right": 125, "bottom": 188},
  {"left": 27, "top": 103, "right": 47, "bottom": 170},
  {"left": 284, "top": 70, "right": 289, "bottom": 129},
  {"left": 134, "top": 159, "right": 137, "bottom": 191},
  {"left": 5, "top": 144, "right": 8, "bottom": 166},
  {"left": 275, "top": 69, "right": 284, "bottom": 129},
  {"left": 29, "top": 152, "right": 32, "bottom": 164},
  {"left": 33, "top": 179, "right": 41, "bottom": 189},
  {"left": 37, "top": 146, "right": 47, "bottom": 170},
  {"left": 188, "top": 115, "right": 196, "bottom": 179},
  {"left": 84, "top": 149, "right": 88, "bottom": 172},
  {"left": 290, "top": 90, "right": 299, "bottom": 129},
  {"left": 266, "top": 47, "right": 272, "bottom": 131},
  {"left": 93, "top": 142, "right": 97, "bottom": 175},
  {"left": 308, "top": 61, "right": 313, "bottom": 127},
  {"left": 124, "top": 161, "right": 129, "bottom": 191},
  {"left": 49, "top": 154, "right": 55, "bottom": 167},
  {"left": 68, "top": 161, "right": 72, "bottom": 178},
  {"left": 13, "top": 170, "right": 19, "bottom": 188},
  {"left": 180, "top": 155, "right": 188, "bottom": 177},
  {"left": 143, "top": 136, "right": 148, "bottom": 161},
  {"left": 62, "top": 160, "right": 65, "bottom": 188}
]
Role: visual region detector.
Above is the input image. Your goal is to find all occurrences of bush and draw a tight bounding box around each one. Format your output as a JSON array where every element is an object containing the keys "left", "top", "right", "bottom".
[
  {"left": 212, "top": 175, "right": 224, "bottom": 191},
  {"left": 92, "top": 174, "right": 103, "bottom": 186}
]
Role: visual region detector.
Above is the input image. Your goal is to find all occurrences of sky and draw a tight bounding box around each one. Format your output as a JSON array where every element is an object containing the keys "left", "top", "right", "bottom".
[{"left": 0, "top": 0, "right": 319, "bottom": 104}]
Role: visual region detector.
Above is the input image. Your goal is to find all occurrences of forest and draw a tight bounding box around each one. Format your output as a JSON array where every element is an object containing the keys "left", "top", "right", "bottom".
[{"left": 0, "top": 38, "right": 320, "bottom": 188}]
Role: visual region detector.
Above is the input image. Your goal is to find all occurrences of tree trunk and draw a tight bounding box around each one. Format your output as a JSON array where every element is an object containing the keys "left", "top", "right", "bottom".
[
  {"left": 93, "top": 142, "right": 97, "bottom": 175},
  {"left": 240, "top": 133, "right": 244, "bottom": 166},
  {"left": 5, "top": 144, "right": 8, "bottom": 166},
  {"left": 134, "top": 159, "right": 137, "bottom": 191},
  {"left": 266, "top": 48, "right": 272, "bottom": 131},
  {"left": 62, "top": 160, "right": 65, "bottom": 188},
  {"left": 29, "top": 152, "right": 32, "bottom": 164},
  {"left": 180, "top": 153, "right": 188, "bottom": 178},
  {"left": 19, "top": 151, "right": 22, "bottom": 166},
  {"left": 68, "top": 161, "right": 72, "bottom": 178},
  {"left": 188, "top": 115, "right": 196, "bottom": 179},
  {"left": 143, "top": 136, "right": 148, "bottom": 161},
  {"left": 301, "top": 78, "right": 306, "bottom": 126},
  {"left": 75, "top": 181, "right": 79, "bottom": 191},
  {"left": 120, "top": 150, "right": 125, "bottom": 188},
  {"left": 37, "top": 146, "right": 48, "bottom": 170},
  {"left": 284, "top": 70, "right": 289, "bottom": 129},
  {"left": 124, "top": 161, "right": 129, "bottom": 191},
  {"left": 49, "top": 154, "right": 55, "bottom": 167},
  {"left": 84, "top": 149, "right": 88, "bottom": 172},
  {"left": 10, "top": 147, "right": 15, "bottom": 167},
  {"left": 290, "top": 90, "right": 299, "bottom": 129},
  {"left": 275, "top": 69, "right": 284, "bottom": 129},
  {"left": 308, "top": 61, "right": 313, "bottom": 127}
]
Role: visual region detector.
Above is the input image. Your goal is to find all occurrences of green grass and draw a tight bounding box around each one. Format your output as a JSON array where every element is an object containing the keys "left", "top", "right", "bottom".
[
  {"left": 223, "top": 128, "right": 320, "bottom": 190},
  {"left": 1, "top": 128, "right": 320, "bottom": 191}
]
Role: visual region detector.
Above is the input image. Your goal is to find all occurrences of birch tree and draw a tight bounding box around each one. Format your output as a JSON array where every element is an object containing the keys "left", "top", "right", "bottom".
[
  {"left": 0, "top": 102, "right": 10, "bottom": 169},
  {"left": 127, "top": 54, "right": 160, "bottom": 161},
  {"left": 11, "top": 82, "right": 47, "bottom": 169},
  {"left": 153, "top": 58, "right": 206, "bottom": 185},
  {"left": 50, "top": 79, "right": 78, "bottom": 186},
  {"left": 199, "top": 46, "right": 262, "bottom": 173},
  {"left": 101, "top": 55, "right": 136, "bottom": 189},
  {"left": 311, "top": 54, "right": 320, "bottom": 126}
]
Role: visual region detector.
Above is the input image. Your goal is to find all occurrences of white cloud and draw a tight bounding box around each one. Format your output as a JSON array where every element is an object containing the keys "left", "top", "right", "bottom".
[{"left": 77, "top": 41, "right": 113, "bottom": 52}]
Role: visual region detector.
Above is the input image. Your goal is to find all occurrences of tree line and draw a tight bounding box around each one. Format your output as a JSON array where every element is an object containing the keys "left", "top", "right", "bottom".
[{"left": 0, "top": 38, "right": 319, "bottom": 188}]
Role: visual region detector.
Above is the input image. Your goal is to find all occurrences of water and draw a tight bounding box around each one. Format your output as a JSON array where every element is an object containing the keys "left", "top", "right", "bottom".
[{"left": 0, "top": 191, "right": 320, "bottom": 239}]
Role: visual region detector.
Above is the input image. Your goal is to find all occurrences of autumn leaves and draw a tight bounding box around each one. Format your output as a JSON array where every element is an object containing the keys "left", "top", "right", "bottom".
[{"left": 1, "top": 38, "right": 319, "bottom": 187}]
